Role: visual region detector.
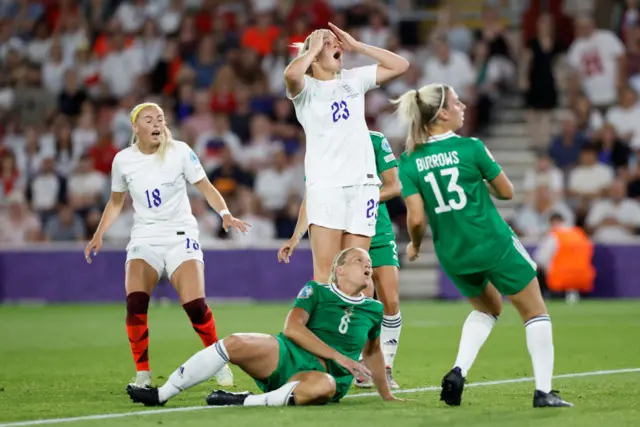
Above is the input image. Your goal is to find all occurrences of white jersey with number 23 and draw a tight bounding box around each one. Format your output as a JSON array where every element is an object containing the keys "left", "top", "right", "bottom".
[
  {"left": 111, "top": 140, "right": 206, "bottom": 241},
  {"left": 288, "top": 64, "right": 382, "bottom": 189}
]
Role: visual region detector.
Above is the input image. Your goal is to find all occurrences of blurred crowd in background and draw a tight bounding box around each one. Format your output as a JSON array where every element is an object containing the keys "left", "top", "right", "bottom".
[{"left": 0, "top": 0, "right": 638, "bottom": 247}]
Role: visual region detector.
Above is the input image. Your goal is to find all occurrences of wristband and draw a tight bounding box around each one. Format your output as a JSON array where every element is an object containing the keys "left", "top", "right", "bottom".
[{"left": 219, "top": 209, "right": 230, "bottom": 217}]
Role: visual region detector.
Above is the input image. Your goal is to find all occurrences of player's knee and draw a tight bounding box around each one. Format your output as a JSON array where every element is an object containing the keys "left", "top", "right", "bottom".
[
  {"left": 126, "top": 292, "right": 150, "bottom": 316},
  {"left": 182, "top": 297, "right": 208, "bottom": 324},
  {"left": 220, "top": 334, "right": 243, "bottom": 360},
  {"left": 313, "top": 373, "right": 336, "bottom": 402}
]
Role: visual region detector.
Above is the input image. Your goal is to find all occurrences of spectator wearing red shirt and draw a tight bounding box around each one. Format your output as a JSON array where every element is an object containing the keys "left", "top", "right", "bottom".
[
  {"left": 241, "top": 12, "right": 280, "bottom": 56},
  {"left": 89, "top": 128, "right": 118, "bottom": 174},
  {"left": 287, "top": 0, "right": 333, "bottom": 30}
]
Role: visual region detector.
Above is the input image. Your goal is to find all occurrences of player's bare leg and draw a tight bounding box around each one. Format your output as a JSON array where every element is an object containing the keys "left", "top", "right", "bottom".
[
  {"left": 373, "top": 266, "right": 401, "bottom": 389},
  {"left": 125, "top": 260, "right": 159, "bottom": 388},
  {"left": 170, "top": 260, "right": 233, "bottom": 386},
  {"left": 509, "top": 278, "right": 572, "bottom": 408},
  {"left": 309, "top": 224, "right": 343, "bottom": 283},
  {"left": 441, "top": 283, "right": 502, "bottom": 406}
]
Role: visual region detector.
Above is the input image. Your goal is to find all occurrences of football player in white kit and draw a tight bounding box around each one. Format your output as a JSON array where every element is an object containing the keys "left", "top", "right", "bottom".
[
  {"left": 84, "top": 102, "right": 249, "bottom": 389},
  {"left": 284, "top": 23, "right": 408, "bottom": 283}
]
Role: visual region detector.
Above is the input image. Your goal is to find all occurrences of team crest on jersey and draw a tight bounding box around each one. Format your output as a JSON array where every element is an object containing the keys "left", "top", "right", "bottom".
[
  {"left": 189, "top": 151, "right": 199, "bottom": 163},
  {"left": 381, "top": 138, "right": 392, "bottom": 153},
  {"left": 298, "top": 285, "right": 313, "bottom": 299}
]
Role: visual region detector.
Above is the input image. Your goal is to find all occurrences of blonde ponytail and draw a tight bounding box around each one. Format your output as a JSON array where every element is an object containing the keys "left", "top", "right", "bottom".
[{"left": 391, "top": 84, "right": 450, "bottom": 153}]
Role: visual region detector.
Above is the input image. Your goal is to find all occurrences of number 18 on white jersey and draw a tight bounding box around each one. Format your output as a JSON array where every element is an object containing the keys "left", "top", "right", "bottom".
[{"left": 111, "top": 140, "right": 207, "bottom": 240}]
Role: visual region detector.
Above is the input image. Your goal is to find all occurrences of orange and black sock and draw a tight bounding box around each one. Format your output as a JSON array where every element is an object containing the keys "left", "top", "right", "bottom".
[
  {"left": 183, "top": 298, "right": 218, "bottom": 347},
  {"left": 126, "top": 292, "right": 151, "bottom": 371}
]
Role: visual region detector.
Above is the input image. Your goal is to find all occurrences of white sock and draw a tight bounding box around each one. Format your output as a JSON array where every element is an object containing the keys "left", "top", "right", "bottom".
[
  {"left": 158, "top": 340, "right": 229, "bottom": 402},
  {"left": 525, "top": 314, "right": 554, "bottom": 393},
  {"left": 380, "top": 312, "right": 402, "bottom": 368},
  {"left": 453, "top": 311, "right": 497, "bottom": 377},
  {"left": 244, "top": 381, "right": 300, "bottom": 407}
]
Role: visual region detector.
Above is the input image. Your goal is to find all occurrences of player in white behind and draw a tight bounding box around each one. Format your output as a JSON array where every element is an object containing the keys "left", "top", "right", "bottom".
[
  {"left": 284, "top": 24, "right": 408, "bottom": 283},
  {"left": 84, "top": 102, "right": 249, "bottom": 389}
]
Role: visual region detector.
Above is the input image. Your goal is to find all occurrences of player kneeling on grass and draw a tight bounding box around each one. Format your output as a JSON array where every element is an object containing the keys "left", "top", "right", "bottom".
[{"left": 127, "top": 247, "right": 398, "bottom": 407}]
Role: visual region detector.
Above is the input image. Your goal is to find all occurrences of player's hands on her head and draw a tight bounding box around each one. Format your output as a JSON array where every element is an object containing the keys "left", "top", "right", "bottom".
[
  {"left": 334, "top": 354, "right": 371, "bottom": 379},
  {"left": 277, "top": 236, "right": 300, "bottom": 264},
  {"left": 84, "top": 234, "right": 103, "bottom": 264},
  {"left": 222, "top": 214, "right": 251, "bottom": 234},
  {"left": 328, "top": 22, "right": 363, "bottom": 52},
  {"left": 406, "top": 242, "right": 420, "bottom": 262},
  {"left": 308, "top": 29, "right": 326, "bottom": 55}
]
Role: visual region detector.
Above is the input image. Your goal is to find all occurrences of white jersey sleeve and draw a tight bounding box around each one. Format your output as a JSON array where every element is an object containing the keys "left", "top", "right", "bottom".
[
  {"left": 177, "top": 141, "right": 207, "bottom": 184},
  {"left": 111, "top": 153, "right": 127, "bottom": 193},
  {"left": 341, "top": 64, "right": 379, "bottom": 94}
]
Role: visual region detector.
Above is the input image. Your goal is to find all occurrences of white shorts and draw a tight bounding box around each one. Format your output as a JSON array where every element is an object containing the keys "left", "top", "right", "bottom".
[
  {"left": 126, "top": 231, "right": 204, "bottom": 280},
  {"left": 306, "top": 185, "right": 380, "bottom": 237}
]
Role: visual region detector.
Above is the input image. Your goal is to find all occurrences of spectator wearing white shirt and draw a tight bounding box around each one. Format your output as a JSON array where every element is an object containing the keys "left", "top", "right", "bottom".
[
  {"left": 420, "top": 35, "right": 475, "bottom": 133},
  {"left": 66, "top": 155, "right": 106, "bottom": 215},
  {"left": 135, "top": 20, "right": 165, "bottom": 74},
  {"left": 605, "top": 85, "right": 640, "bottom": 143},
  {"left": 115, "top": 0, "right": 150, "bottom": 34},
  {"left": 421, "top": 35, "right": 476, "bottom": 101},
  {"left": 26, "top": 157, "right": 65, "bottom": 221},
  {"left": 523, "top": 153, "right": 565, "bottom": 204},
  {"left": 359, "top": 11, "right": 390, "bottom": 49},
  {"left": 513, "top": 185, "right": 575, "bottom": 238},
  {"left": 99, "top": 33, "right": 145, "bottom": 98},
  {"left": 26, "top": 20, "right": 51, "bottom": 64},
  {"left": 155, "top": 0, "right": 184, "bottom": 35},
  {"left": 585, "top": 179, "right": 640, "bottom": 242},
  {"left": 42, "top": 41, "right": 69, "bottom": 95},
  {"left": 254, "top": 148, "right": 297, "bottom": 213},
  {"left": 0, "top": 191, "right": 41, "bottom": 245},
  {"left": 567, "top": 145, "right": 615, "bottom": 204},
  {"left": 567, "top": 15, "right": 626, "bottom": 112}
]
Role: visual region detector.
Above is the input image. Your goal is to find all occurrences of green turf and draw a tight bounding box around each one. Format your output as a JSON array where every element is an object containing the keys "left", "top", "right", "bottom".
[{"left": 0, "top": 300, "right": 638, "bottom": 427}]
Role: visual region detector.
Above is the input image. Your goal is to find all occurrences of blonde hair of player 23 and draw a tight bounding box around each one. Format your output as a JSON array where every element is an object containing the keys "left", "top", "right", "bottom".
[
  {"left": 290, "top": 30, "right": 342, "bottom": 78},
  {"left": 129, "top": 102, "right": 172, "bottom": 161}
]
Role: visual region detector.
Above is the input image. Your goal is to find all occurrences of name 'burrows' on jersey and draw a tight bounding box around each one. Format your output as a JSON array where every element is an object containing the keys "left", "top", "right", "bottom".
[
  {"left": 288, "top": 65, "right": 381, "bottom": 189},
  {"left": 111, "top": 140, "right": 206, "bottom": 240},
  {"left": 398, "top": 131, "right": 517, "bottom": 274}
]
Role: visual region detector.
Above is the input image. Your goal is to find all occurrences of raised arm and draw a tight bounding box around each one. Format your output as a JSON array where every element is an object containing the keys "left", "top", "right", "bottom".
[
  {"left": 328, "top": 23, "right": 409, "bottom": 85},
  {"left": 284, "top": 30, "right": 325, "bottom": 98}
]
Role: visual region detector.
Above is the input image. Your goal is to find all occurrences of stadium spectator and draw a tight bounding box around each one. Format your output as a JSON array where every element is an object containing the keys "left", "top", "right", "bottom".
[
  {"left": 523, "top": 153, "right": 565, "bottom": 205},
  {"left": 67, "top": 154, "right": 106, "bottom": 215},
  {"left": 44, "top": 204, "right": 85, "bottom": 242},
  {"left": 572, "top": 94, "right": 604, "bottom": 138},
  {"left": 521, "top": 13, "right": 563, "bottom": 149},
  {"left": 604, "top": 86, "right": 640, "bottom": 144},
  {"left": 254, "top": 147, "right": 298, "bottom": 213},
  {"left": 513, "top": 185, "right": 575, "bottom": 238},
  {"left": 567, "top": 15, "right": 625, "bottom": 113},
  {"left": 229, "top": 188, "right": 275, "bottom": 245},
  {"left": 432, "top": 5, "right": 474, "bottom": 54},
  {"left": 592, "top": 123, "right": 632, "bottom": 172},
  {"left": 548, "top": 114, "right": 590, "bottom": 169},
  {"left": 26, "top": 156, "right": 66, "bottom": 222},
  {"left": 585, "top": 179, "right": 640, "bottom": 242},
  {"left": 0, "top": 191, "right": 41, "bottom": 245}
]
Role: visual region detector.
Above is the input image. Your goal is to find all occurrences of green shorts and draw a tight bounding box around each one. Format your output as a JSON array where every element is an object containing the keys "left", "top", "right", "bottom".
[
  {"left": 445, "top": 237, "right": 537, "bottom": 298},
  {"left": 253, "top": 333, "right": 352, "bottom": 403},
  {"left": 369, "top": 239, "right": 400, "bottom": 269}
]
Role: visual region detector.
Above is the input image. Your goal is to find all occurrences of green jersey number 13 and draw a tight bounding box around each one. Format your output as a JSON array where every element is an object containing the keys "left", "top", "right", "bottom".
[{"left": 424, "top": 167, "right": 468, "bottom": 214}]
